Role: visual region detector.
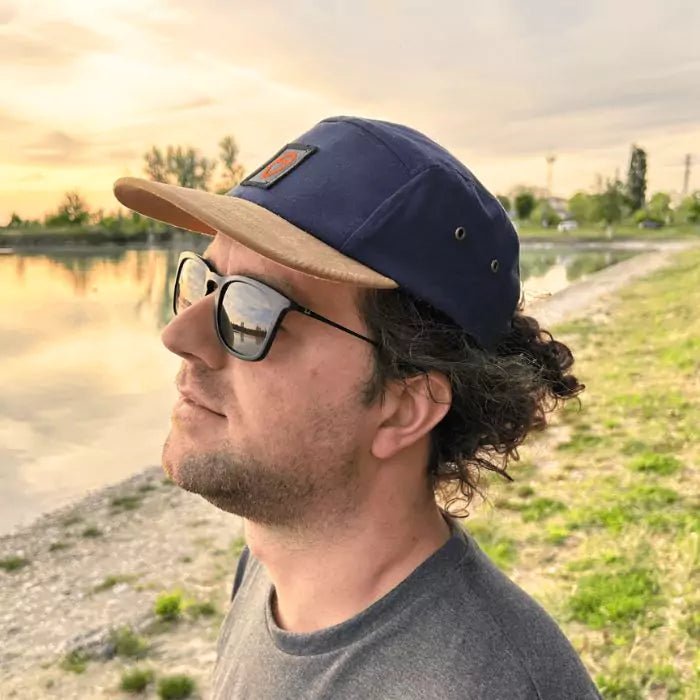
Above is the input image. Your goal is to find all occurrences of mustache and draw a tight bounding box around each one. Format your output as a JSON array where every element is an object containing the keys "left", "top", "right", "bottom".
[{"left": 175, "top": 366, "right": 227, "bottom": 407}]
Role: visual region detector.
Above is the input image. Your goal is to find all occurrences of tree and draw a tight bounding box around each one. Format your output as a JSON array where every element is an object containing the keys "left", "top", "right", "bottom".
[
  {"left": 144, "top": 145, "right": 216, "bottom": 190},
  {"left": 568, "top": 192, "right": 599, "bottom": 223},
  {"left": 647, "top": 192, "right": 671, "bottom": 223},
  {"left": 144, "top": 146, "right": 169, "bottom": 183},
  {"left": 496, "top": 194, "right": 511, "bottom": 214},
  {"left": 626, "top": 144, "right": 647, "bottom": 212},
  {"left": 676, "top": 191, "right": 700, "bottom": 224},
  {"left": 530, "top": 199, "right": 561, "bottom": 228},
  {"left": 217, "top": 135, "right": 246, "bottom": 193},
  {"left": 598, "top": 179, "right": 625, "bottom": 229},
  {"left": 44, "top": 191, "right": 91, "bottom": 226},
  {"left": 7, "top": 212, "right": 23, "bottom": 227},
  {"left": 514, "top": 191, "right": 536, "bottom": 220}
]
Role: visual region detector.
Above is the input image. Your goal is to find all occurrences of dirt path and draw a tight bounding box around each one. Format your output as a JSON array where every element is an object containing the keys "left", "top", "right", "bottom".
[{"left": 1, "top": 238, "right": 697, "bottom": 699}]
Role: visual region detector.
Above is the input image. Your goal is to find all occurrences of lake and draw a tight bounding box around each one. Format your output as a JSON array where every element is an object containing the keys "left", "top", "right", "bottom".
[{"left": 0, "top": 236, "right": 643, "bottom": 535}]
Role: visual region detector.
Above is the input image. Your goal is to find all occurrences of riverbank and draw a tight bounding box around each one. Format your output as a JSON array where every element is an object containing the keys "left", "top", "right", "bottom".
[
  {"left": 1, "top": 240, "right": 698, "bottom": 699},
  {"left": 2, "top": 221, "right": 698, "bottom": 251}
]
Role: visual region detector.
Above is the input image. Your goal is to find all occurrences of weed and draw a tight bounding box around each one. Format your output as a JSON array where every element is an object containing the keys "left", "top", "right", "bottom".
[
  {"left": 157, "top": 674, "right": 196, "bottom": 699},
  {"left": 48, "top": 541, "right": 70, "bottom": 552},
  {"left": 92, "top": 574, "right": 137, "bottom": 592},
  {"left": 186, "top": 600, "right": 217, "bottom": 618},
  {"left": 120, "top": 667, "right": 155, "bottom": 693},
  {"left": 155, "top": 591, "right": 183, "bottom": 621},
  {"left": 0, "top": 555, "right": 29, "bottom": 572},
  {"left": 81, "top": 526, "right": 103, "bottom": 538},
  {"left": 109, "top": 626, "right": 149, "bottom": 658},
  {"left": 110, "top": 495, "right": 143, "bottom": 512},
  {"left": 59, "top": 649, "right": 90, "bottom": 674}
]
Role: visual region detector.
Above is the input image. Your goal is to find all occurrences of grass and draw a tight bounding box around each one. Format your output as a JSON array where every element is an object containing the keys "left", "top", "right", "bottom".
[
  {"left": 59, "top": 649, "right": 90, "bottom": 674},
  {"left": 81, "top": 525, "right": 103, "bottom": 538},
  {"left": 92, "top": 573, "right": 138, "bottom": 593},
  {"left": 157, "top": 674, "right": 196, "bottom": 699},
  {"left": 110, "top": 494, "right": 143, "bottom": 512},
  {"left": 567, "top": 564, "right": 661, "bottom": 629},
  {"left": 109, "top": 626, "right": 149, "bottom": 658},
  {"left": 154, "top": 591, "right": 183, "bottom": 621},
  {"left": 230, "top": 536, "right": 246, "bottom": 556},
  {"left": 120, "top": 667, "right": 155, "bottom": 693},
  {"left": 458, "top": 246, "right": 700, "bottom": 697},
  {"left": 514, "top": 220, "right": 700, "bottom": 241},
  {"left": 48, "top": 541, "right": 71, "bottom": 552},
  {"left": 0, "top": 555, "right": 29, "bottom": 572}
]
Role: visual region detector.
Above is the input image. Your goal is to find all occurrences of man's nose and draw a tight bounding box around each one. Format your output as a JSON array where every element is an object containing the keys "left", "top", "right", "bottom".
[{"left": 161, "top": 290, "right": 228, "bottom": 369}]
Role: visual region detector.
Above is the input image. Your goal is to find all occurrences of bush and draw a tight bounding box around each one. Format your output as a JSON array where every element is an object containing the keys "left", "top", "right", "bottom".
[
  {"left": 110, "top": 626, "right": 149, "bottom": 658},
  {"left": 155, "top": 591, "right": 183, "bottom": 621},
  {"left": 157, "top": 674, "right": 196, "bottom": 699},
  {"left": 120, "top": 667, "right": 155, "bottom": 693},
  {"left": 59, "top": 649, "right": 90, "bottom": 674}
]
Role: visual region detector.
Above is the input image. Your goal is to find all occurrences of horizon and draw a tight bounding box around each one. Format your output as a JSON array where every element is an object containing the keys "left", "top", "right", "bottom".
[{"left": 1, "top": 0, "right": 698, "bottom": 221}]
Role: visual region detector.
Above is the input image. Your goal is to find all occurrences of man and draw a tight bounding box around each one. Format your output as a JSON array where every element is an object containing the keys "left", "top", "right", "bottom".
[{"left": 113, "top": 115, "right": 601, "bottom": 698}]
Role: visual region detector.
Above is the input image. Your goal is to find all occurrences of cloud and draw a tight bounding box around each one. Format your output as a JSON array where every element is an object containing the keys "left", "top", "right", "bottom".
[
  {"left": 0, "top": 109, "right": 30, "bottom": 129},
  {"left": 22, "top": 130, "right": 89, "bottom": 163}
]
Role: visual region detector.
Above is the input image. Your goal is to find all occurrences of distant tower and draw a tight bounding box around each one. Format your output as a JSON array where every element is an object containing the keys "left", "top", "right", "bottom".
[
  {"left": 683, "top": 154, "right": 692, "bottom": 196},
  {"left": 546, "top": 154, "right": 556, "bottom": 196}
]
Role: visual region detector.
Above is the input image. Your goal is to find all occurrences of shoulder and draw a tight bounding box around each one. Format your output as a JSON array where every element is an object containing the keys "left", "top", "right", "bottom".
[{"left": 450, "top": 525, "right": 601, "bottom": 697}]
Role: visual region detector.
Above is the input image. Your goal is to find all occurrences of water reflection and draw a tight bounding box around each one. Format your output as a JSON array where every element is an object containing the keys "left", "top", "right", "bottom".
[
  {"left": 0, "top": 239, "right": 641, "bottom": 535},
  {"left": 520, "top": 247, "right": 638, "bottom": 305}
]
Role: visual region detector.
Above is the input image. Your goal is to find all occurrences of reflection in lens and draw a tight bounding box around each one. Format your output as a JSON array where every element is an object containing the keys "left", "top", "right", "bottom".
[
  {"left": 176, "top": 258, "right": 207, "bottom": 313},
  {"left": 219, "top": 282, "right": 278, "bottom": 357}
]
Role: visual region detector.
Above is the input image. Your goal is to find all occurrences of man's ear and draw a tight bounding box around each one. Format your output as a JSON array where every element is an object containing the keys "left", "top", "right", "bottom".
[{"left": 370, "top": 371, "right": 451, "bottom": 461}]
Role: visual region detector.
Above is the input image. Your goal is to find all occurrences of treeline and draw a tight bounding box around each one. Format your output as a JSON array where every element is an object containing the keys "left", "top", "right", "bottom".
[
  {"left": 4, "top": 135, "right": 246, "bottom": 232},
  {"left": 497, "top": 145, "right": 700, "bottom": 228},
  {"left": 4, "top": 138, "right": 699, "bottom": 232}
]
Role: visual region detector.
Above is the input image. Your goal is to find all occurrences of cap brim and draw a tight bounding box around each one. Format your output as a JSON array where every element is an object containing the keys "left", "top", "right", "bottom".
[{"left": 112, "top": 177, "right": 398, "bottom": 289}]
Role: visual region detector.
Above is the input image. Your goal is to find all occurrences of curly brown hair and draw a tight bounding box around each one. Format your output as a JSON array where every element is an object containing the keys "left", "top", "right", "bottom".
[{"left": 355, "top": 286, "right": 586, "bottom": 517}]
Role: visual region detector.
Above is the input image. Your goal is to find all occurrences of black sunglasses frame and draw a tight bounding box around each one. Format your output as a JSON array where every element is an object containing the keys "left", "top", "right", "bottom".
[{"left": 173, "top": 251, "right": 379, "bottom": 362}]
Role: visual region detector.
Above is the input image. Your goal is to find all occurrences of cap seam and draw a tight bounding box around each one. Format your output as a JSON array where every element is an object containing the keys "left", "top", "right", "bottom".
[
  {"left": 338, "top": 164, "right": 444, "bottom": 254},
  {"left": 322, "top": 116, "right": 414, "bottom": 175}
]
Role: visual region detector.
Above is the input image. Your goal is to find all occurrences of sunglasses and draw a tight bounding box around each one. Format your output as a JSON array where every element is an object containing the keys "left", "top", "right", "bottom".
[{"left": 173, "top": 251, "right": 379, "bottom": 361}]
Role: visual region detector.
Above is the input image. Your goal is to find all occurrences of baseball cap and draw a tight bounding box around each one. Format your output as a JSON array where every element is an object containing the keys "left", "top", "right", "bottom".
[{"left": 113, "top": 115, "right": 521, "bottom": 351}]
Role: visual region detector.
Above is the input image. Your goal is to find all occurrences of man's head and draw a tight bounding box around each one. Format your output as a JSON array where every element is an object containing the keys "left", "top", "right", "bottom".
[
  {"left": 161, "top": 232, "right": 452, "bottom": 531},
  {"left": 114, "top": 115, "right": 584, "bottom": 528}
]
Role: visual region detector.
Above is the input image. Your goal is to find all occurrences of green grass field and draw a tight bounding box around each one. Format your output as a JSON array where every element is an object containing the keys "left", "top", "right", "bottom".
[
  {"left": 462, "top": 247, "right": 700, "bottom": 698},
  {"left": 514, "top": 220, "right": 700, "bottom": 242}
]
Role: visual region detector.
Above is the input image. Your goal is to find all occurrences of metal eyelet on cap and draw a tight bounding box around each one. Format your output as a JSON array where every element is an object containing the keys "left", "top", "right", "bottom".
[
  {"left": 491, "top": 259, "right": 500, "bottom": 272},
  {"left": 454, "top": 226, "right": 466, "bottom": 240}
]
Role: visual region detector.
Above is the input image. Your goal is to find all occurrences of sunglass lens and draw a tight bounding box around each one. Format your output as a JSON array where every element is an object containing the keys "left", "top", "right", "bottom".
[
  {"left": 219, "top": 281, "right": 278, "bottom": 357},
  {"left": 175, "top": 257, "right": 207, "bottom": 313}
]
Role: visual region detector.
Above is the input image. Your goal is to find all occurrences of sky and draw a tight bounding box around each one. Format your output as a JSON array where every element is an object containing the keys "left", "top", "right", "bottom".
[{"left": 1, "top": 0, "right": 698, "bottom": 222}]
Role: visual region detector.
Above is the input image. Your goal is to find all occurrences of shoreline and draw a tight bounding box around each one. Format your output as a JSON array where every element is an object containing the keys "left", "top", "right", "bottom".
[{"left": 2, "top": 237, "right": 699, "bottom": 699}]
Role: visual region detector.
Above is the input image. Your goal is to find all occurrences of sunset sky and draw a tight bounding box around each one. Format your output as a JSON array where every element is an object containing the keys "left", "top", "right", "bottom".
[{"left": 1, "top": 0, "right": 698, "bottom": 223}]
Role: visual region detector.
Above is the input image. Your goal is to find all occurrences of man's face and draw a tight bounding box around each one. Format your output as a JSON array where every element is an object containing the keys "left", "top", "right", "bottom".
[{"left": 160, "top": 232, "right": 381, "bottom": 530}]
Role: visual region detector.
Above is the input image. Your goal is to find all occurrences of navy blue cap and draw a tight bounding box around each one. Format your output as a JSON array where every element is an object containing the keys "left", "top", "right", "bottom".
[
  {"left": 227, "top": 115, "right": 521, "bottom": 351},
  {"left": 113, "top": 115, "right": 521, "bottom": 351}
]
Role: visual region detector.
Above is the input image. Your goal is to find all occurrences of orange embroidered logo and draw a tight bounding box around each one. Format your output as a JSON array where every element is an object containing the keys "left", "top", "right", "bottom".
[
  {"left": 239, "top": 142, "right": 318, "bottom": 190},
  {"left": 261, "top": 152, "right": 298, "bottom": 180}
]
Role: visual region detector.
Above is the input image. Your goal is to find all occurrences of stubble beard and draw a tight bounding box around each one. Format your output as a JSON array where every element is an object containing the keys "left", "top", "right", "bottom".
[{"left": 161, "top": 424, "right": 362, "bottom": 531}]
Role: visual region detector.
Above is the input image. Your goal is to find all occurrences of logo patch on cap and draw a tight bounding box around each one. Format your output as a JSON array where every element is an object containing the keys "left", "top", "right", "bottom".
[{"left": 239, "top": 142, "right": 318, "bottom": 189}]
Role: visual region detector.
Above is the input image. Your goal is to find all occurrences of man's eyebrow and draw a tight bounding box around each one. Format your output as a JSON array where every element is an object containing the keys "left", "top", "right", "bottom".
[{"left": 202, "top": 253, "right": 305, "bottom": 304}]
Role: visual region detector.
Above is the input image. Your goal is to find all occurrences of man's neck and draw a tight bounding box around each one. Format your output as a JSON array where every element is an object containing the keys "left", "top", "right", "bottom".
[{"left": 245, "top": 501, "right": 452, "bottom": 634}]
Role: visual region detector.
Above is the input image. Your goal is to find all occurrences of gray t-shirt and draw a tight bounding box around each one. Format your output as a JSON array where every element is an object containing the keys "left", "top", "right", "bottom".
[{"left": 212, "top": 515, "right": 601, "bottom": 699}]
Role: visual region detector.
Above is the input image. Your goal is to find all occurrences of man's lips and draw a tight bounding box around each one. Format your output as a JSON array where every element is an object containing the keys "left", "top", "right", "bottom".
[{"left": 176, "top": 387, "right": 226, "bottom": 416}]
